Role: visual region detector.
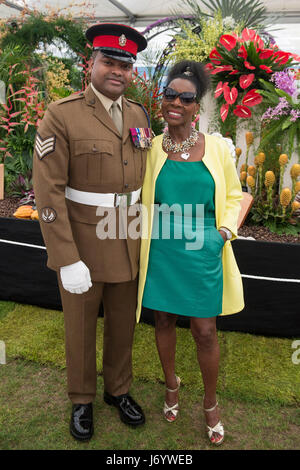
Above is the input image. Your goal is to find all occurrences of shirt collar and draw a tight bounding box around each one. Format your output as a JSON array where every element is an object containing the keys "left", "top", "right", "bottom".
[{"left": 91, "top": 83, "right": 123, "bottom": 112}]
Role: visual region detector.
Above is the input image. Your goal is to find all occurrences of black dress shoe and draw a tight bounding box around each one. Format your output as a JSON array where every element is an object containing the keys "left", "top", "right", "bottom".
[
  {"left": 70, "top": 403, "right": 94, "bottom": 441},
  {"left": 104, "top": 392, "right": 145, "bottom": 426}
]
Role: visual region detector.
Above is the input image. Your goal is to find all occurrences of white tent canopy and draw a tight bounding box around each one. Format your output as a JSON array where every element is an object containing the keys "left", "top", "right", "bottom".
[
  {"left": 1, "top": 0, "right": 300, "bottom": 25},
  {"left": 1, "top": 1, "right": 300, "bottom": 53}
]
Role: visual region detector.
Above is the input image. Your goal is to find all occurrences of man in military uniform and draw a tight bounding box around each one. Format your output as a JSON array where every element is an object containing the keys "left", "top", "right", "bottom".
[{"left": 33, "top": 23, "right": 149, "bottom": 441}]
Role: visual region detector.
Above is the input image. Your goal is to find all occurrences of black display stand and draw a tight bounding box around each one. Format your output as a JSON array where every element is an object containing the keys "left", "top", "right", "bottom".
[{"left": 0, "top": 217, "right": 299, "bottom": 337}]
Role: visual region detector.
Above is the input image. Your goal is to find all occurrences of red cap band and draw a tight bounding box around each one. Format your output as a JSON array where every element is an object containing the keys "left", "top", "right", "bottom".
[{"left": 93, "top": 35, "right": 138, "bottom": 56}]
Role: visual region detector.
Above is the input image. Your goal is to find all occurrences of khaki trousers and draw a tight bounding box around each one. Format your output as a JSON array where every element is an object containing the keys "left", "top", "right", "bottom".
[{"left": 58, "top": 277, "right": 138, "bottom": 404}]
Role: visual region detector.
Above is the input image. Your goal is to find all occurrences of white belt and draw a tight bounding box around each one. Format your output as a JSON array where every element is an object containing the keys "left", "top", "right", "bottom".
[{"left": 65, "top": 186, "right": 141, "bottom": 207}]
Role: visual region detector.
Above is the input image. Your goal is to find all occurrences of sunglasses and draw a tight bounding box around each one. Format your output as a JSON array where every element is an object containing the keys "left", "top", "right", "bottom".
[{"left": 163, "top": 87, "right": 198, "bottom": 105}]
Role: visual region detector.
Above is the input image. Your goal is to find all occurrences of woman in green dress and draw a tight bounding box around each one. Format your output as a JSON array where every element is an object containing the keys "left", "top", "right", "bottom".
[{"left": 140, "top": 60, "right": 244, "bottom": 445}]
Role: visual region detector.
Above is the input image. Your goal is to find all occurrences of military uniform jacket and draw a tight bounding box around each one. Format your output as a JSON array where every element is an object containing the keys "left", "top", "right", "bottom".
[{"left": 33, "top": 84, "right": 149, "bottom": 282}]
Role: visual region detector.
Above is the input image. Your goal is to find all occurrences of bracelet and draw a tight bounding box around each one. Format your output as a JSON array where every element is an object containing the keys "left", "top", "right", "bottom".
[{"left": 219, "top": 227, "right": 232, "bottom": 240}]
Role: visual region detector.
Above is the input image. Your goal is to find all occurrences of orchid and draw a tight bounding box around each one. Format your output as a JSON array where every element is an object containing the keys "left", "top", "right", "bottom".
[
  {"left": 270, "top": 70, "right": 299, "bottom": 99},
  {"left": 259, "top": 76, "right": 300, "bottom": 160}
]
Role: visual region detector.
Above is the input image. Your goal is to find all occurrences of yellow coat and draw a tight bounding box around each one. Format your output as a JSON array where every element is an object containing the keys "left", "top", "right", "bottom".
[{"left": 136, "top": 133, "right": 245, "bottom": 322}]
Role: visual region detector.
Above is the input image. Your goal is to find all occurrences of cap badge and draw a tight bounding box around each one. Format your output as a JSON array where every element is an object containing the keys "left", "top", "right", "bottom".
[{"left": 119, "top": 34, "right": 127, "bottom": 47}]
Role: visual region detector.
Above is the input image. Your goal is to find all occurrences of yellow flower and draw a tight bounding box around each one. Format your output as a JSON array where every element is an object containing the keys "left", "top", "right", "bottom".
[
  {"left": 290, "top": 164, "right": 300, "bottom": 179},
  {"left": 264, "top": 171, "right": 275, "bottom": 187},
  {"left": 280, "top": 188, "right": 292, "bottom": 207},
  {"left": 279, "top": 154, "right": 288, "bottom": 166},
  {"left": 45, "top": 56, "right": 74, "bottom": 102},
  {"left": 240, "top": 171, "right": 247, "bottom": 182},
  {"left": 235, "top": 147, "right": 242, "bottom": 157},
  {"left": 246, "top": 175, "right": 255, "bottom": 188},
  {"left": 245, "top": 132, "right": 253, "bottom": 146},
  {"left": 295, "top": 181, "right": 300, "bottom": 193},
  {"left": 257, "top": 152, "right": 266, "bottom": 165},
  {"left": 291, "top": 201, "right": 300, "bottom": 213},
  {"left": 169, "top": 12, "right": 226, "bottom": 64},
  {"left": 248, "top": 165, "right": 256, "bottom": 176}
]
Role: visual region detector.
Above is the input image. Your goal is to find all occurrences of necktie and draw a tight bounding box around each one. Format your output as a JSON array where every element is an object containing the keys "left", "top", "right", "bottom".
[{"left": 110, "top": 102, "right": 123, "bottom": 135}]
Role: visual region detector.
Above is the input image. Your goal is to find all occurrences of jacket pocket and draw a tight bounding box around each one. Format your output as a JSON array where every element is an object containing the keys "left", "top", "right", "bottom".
[{"left": 71, "top": 139, "right": 113, "bottom": 185}]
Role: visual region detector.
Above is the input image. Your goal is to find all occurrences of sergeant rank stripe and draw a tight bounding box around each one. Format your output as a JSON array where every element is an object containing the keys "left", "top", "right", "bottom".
[{"left": 35, "top": 132, "right": 56, "bottom": 159}]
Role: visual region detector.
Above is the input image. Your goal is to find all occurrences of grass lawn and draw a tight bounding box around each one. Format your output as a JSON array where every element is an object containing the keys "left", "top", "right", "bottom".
[{"left": 0, "top": 300, "right": 299, "bottom": 450}]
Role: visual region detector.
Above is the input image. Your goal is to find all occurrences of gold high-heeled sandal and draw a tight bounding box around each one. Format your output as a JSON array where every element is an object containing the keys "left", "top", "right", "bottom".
[
  {"left": 203, "top": 401, "right": 224, "bottom": 445},
  {"left": 163, "top": 376, "right": 181, "bottom": 422}
]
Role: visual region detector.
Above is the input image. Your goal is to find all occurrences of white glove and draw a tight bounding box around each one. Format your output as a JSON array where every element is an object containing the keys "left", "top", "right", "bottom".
[
  {"left": 212, "top": 132, "right": 236, "bottom": 162},
  {"left": 60, "top": 260, "right": 92, "bottom": 294}
]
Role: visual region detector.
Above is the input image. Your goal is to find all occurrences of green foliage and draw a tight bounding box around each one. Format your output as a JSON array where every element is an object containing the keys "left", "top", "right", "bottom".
[
  {"left": 0, "top": 44, "right": 32, "bottom": 86},
  {"left": 0, "top": 11, "right": 91, "bottom": 193},
  {"left": 258, "top": 79, "right": 300, "bottom": 161},
  {"left": 183, "top": 0, "right": 273, "bottom": 31},
  {"left": 1, "top": 13, "right": 87, "bottom": 56},
  {"left": 125, "top": 69, "right": 164, "bottom": 136},
  {"left": 169, "top": 12, "right": 226, "bottom": 64},
  {"left": 249, "top": 200, "right": 300, "bottom": 234},
  {"left": 247, "top": 182, "right": 300, "bottom": 234}
]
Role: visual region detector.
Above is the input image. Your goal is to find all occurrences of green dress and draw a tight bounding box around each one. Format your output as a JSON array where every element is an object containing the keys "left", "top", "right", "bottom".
[{"left": 142, "top": 159, "right": 224, "bottom": 318}]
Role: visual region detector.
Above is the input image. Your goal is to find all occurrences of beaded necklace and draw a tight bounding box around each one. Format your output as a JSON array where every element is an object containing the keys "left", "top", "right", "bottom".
[{"left": 162, "top": 127, "right": 199, "bottom": 160}]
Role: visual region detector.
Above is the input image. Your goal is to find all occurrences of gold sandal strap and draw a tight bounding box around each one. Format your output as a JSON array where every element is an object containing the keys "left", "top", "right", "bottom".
[
  {"left": 203, "top": 401, "right": 219, "bottom": 413},
  {"left": 166, "top": 376, "right": 181, "bottom": 393}
]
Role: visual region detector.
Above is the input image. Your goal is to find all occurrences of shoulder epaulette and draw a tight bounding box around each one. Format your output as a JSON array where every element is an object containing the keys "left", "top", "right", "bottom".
[
  {"left": 126, "top": 98, "right": 151, "bottom": 127},
  {"left": 57, "top": 91, "right": 85, "bottom": 105}
]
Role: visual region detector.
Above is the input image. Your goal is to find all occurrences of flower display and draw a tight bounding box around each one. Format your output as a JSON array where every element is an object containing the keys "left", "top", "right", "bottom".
[
  {"left": 207, "top": 28, "right": 296, "bottom": 122},
  {"left": 271, "top": 70, "right": 298, "bottom": 98},
  {"left": 169, "top": 12, "right": 229, "bottom": 65},
  {"left": 280, "top": 188, "right": 292, "bottom": 210},
  {"left": 259, "top": 70, "right": 300, "bottom": 159},
  {"left": 125, "top": 69, "right": 163, "bottom": 136}
]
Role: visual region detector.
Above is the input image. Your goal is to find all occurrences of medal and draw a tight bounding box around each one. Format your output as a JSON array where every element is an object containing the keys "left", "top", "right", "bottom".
[{"left": 130, "top": 128, "right": 152, "bottom": 149}]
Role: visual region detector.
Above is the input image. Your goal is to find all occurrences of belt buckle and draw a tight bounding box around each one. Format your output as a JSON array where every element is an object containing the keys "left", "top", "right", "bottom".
[{"left": 114, "top": 192, "right": 132, "bottom": 207}]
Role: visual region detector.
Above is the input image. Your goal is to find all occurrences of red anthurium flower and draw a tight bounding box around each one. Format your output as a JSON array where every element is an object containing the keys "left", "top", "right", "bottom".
[
  {"left": 238, "top": 45, "right": 247, "bottom": 59},
  {"left": 209, "top": 47, "right": 223, "bottom": 64},
  {"left": 239, "top": 73, "right": 255, "bottom": 89},
  {"left": 231, "top": 32, "right": 241, "bottom": 41},
  {"left": 273, "top": 51, "right": 290, "bottom": 65},
  {"left": 220, "top": 103, "right": 229, "bottom": 122},
  {"left": 233, "top": 105, "right": 252, "bottom": 118},
  {"left": 242, "top": 89, "right": 263, "bottom": 107},
  {"left": 259, "top": 64, "right": 273, "bottom": 73},
  {"left": 244, "top": 61, "right": 256, "bottom": 70},
  {"left": 214, "top": 81, "right": 225, "bottom": 98},
  {"left": 253, "top": 33, "right": 264, "bottom": 49},
  {"left": 241, "top": 28, "right": 256, "bottom": 42},
  {"left": 229, "top": 70, "right": 239, "bottom": 75},
  {"left": 219, "top": 34, "right": 237, "bottom": 51},
  {"left": 259, "top": 49, "right": 274, "bottom": 59},
  {"left": 210, "top": 65, "right": 233, "bottom": 75},
  {"left": 291, "top": 53, "right": 300, "bottom": 62},
  {"left": 224, "top": 85, "right": 238, "bottom": 105},
  {"left": 205, "top": 63, "right": 214, "bottom": 71}
]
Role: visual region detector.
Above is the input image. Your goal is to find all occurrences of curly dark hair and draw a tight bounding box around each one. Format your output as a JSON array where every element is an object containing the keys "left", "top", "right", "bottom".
[{"left": 165, "top": 60, "right": 211, "bottom": 102}]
